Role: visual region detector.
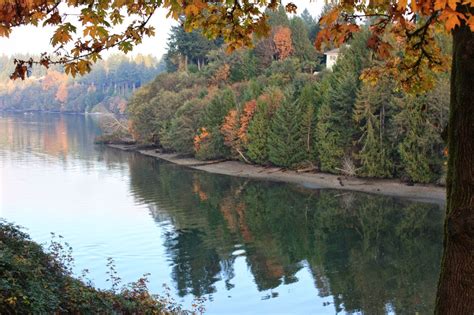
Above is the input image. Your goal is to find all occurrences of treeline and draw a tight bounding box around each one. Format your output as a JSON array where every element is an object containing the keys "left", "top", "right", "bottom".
[
  {"left": 127, "top": 7, "right": 449, "bottom": 184},
  {"left": 0, "top": 54, "right": 164, "bottom": 113}
]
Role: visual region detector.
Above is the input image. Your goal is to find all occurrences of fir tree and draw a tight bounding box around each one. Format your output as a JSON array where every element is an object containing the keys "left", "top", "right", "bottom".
[
  {"left": 353, "top": 79, "right": 397, "bottom": 178},
  {"left": 315, "top": 32, "right": 370, "bottom": 173},
  {"left": 315, "top": 102, "right": 344, "bottom": 171},
  {"left": 395, "top": 95, "right": 439, "bottom": 183},
  {"left": 245, "top": 88, "right": 283, "bottom": 163},
  {"left": 298, "top": 83, "right": 319, "bottom": 161},
  {"left": 290, "top": 17, "right": 318, "bottom": 71},
  {"left": 267, "top": 100, "right": 306, "bottom": 168},
  {"left": 246, "top": 100, "right": 270, "bottom": 164},
  {"left": 197, "top": 88, "right": 236, "bottom": 159}
]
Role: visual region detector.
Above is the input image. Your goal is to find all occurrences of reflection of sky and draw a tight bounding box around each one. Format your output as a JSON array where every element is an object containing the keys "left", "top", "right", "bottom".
[{"left": 0, "top": 114, "right": 333, "bottom": 314}]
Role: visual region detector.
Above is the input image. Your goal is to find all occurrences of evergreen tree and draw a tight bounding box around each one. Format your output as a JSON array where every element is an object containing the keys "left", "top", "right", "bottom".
[
  {"left": 165, "top": 18, "right": 222, "bottom": 72},
  {"left": 315, "top": 32, "right": 370, "bottom": 173},
  {"left": 300, "top": 9, "right": 319, "bottom": 42},
  {"left": 395, "top": 95, "right": 442, "bottom": 183},
  {"left": 290, "top": 17, "right": 319, "bottom": 72},
  {"left": 267, "top": 5, "right": 290, "bottom": 27},
  {"left": 267, "top": 100, "right": 306, "bottom": 168},
  {"left": 315, "top": 102, "right": 344, "bottom": 171},
  {"left": 197, "top": 88, "right": 237, "bottom": 159},
  {"left": 246, "top": 100, "right": 270, "bottom": 164},
  {"left": 298, "top": 83, "right": 319, "bottom": 161},
  {"left": 246, "top": 88, "right": 284, "bottom": 164},
  {"left": 353, "top": 79, "right": 397, "bottom": 178}
]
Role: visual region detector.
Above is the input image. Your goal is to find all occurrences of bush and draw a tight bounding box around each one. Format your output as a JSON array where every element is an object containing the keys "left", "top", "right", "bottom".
[{"left": 0, "top": 221, "right": 203, "bottom": 314}]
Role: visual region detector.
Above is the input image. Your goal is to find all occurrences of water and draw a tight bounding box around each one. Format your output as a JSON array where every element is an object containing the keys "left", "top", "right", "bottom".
[{"left": 0, "top": 113, "right": 444, "bottom": 314}]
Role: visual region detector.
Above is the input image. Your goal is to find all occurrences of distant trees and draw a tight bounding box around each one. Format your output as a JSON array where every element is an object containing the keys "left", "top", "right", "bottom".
[
  {"left": 165, "top": 19, "right": 223, "bottom": 72},
  {"left": 0, "top": 54, "right": 163, "bottom": 113},
  {"left": 126, "top": 8, "right": 449, "bottom": 183}
]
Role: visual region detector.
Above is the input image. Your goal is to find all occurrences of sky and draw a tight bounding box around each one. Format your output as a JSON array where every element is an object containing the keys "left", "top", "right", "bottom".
[{"left": 0, "top": 1, "right": 324, "bottom": 60}]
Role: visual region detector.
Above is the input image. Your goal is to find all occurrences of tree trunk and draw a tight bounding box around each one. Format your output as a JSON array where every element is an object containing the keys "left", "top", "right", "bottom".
[{"left": 435, "top": 22, "right": 474, "bottom": 314}]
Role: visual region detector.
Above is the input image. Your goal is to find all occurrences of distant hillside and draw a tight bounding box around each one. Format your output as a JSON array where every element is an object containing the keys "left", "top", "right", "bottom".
[{"left": 0, "top": 54, "right": 165, "bottom": 113}]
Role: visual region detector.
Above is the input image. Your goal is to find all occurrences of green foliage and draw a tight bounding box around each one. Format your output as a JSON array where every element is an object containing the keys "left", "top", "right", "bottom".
[
  {"left": 246, "top": 100, "right": 271, "bottom": 164},
  {"left": 267, "top": 5, "right": 290, "bottom": 27},
  {"left": 316, "top": 33, "right": 370, "bottom": 172},
  {"left": 0, "top": 221, "right": 191, "bottom": 314},
  {"left": 395, "top": 93, "right": 444, "bottom": 183},
  {"left": 354, "top": 79, "right": 397, "bottom": 177},
  {"left": 124, "top": 9, "right": 449, "bottom": 183},
  {"left": 246, "top": 88, "right": 284, "bottom": 164},
  {"left": 290, "top": 17, "right": 320, "bottom": 72},
  {"left": 315, "top": 102, "right": 344, "bottom": 172},
  {"left": 267, "top": 99, "right": 306, "bottom": 168},
  {"left": 161, "top": 98, "right": 206, "bottom": 154},
  {"left": 165, "top": 18, "right": 223, "bottom": 72},
  {"left": 195, "top": 88, "right": 237, "bottom": 159},
  {"left": 297, "top": 82, "right": 319, "bottom": 161}
]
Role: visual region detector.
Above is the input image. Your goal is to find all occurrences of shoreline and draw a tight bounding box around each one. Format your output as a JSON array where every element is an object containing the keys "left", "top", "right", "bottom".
[{"left": 108, "top": 144, "right": 446, "bottom": 205}]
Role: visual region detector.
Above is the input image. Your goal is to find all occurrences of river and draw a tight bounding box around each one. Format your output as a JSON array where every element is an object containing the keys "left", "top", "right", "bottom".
[{"left": 0, "top": 112, "right": 444, "bottom": 314}]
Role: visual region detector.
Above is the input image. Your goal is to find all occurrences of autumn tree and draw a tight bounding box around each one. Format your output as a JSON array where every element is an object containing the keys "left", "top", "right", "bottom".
[
  {"left": 3, "top": 0, "right": 474, "bottom": 311},
  {"left": 273, "top": 27, "right": 294, "bottom": 60}
]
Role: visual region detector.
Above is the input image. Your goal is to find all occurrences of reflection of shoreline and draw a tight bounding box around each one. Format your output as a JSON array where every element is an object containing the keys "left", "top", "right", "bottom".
[
  {"left": 109, "top": 144, "right": 446, "bottom": 205},
  {"left": 0, "top": 109, "right": 125, "bottom": 116},
  {"left": 127, "top": 155, "right": 443, "bottom": 314}
]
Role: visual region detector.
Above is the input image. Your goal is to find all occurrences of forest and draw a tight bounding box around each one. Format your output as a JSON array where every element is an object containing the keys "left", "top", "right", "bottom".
[
  {"left": 127, "top": 7, "right": 450, "bottom": 184},
  {"left": 0, "top": 54, "right": 164, "bottom": 113}
]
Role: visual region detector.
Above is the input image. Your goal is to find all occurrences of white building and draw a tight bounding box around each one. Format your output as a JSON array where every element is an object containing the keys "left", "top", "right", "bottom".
[{"left": 324, "top": 48, "right": 341, "bottom": 71}]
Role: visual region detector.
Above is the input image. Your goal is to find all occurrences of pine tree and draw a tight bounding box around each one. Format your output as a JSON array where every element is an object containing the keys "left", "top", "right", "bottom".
[{"left": 267, "top": 99, "right": 306, "bottom": 168}]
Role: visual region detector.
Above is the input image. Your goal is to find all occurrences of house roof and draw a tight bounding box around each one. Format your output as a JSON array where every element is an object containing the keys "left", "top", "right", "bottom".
[{"left": 324, "top": 48, "right": 340, "bottom": 55}]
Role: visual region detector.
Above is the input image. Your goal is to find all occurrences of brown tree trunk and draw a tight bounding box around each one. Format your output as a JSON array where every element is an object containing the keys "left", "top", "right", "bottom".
[{"left": 435, "top": 21, "right": 474, "bottom": 314}]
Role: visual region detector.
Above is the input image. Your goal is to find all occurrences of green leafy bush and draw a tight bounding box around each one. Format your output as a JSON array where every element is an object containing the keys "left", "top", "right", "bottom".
[{"left": 0, "top": 221, "right": 204, "bottom": 314}]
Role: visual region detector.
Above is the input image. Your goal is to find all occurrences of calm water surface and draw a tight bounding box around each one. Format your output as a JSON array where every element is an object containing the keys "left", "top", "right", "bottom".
[{"left": 0, "top": 113, "right": 444, "bottom": 314}]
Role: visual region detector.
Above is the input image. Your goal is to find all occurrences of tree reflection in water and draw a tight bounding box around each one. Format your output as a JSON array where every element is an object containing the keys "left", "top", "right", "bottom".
[{"left": 128, "top": 154, "right": 443, "bottom": 314}]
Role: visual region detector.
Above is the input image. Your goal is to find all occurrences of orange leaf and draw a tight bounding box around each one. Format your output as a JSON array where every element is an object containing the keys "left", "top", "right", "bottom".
[
  {"left": 468, "top": 16, "right": 474, "bottom": 32},
  {"left": 319, "top": 8, "right": 340, "bottom": 26},
  {"left": 447, "top": 0, "right": 458, "bottom": 10},
  {"left": 434, "top": 0, "right": 447, "bottom": 10},
  {"left": 444, "top": 12, "right": 461, "bottom": 30},
  {"left": 397, "top": 0, "right": 408, "bottom": 11}
]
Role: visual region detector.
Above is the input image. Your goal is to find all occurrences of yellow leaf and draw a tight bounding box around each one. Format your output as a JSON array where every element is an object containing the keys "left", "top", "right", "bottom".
[{"left": 184, "top": 4, "right": 199, "bottom": 16}]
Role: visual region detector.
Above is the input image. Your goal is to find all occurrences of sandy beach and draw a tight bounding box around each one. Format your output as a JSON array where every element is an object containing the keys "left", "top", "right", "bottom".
[{"left": 108, "top": 144, "right": 446, "bottom": 205}]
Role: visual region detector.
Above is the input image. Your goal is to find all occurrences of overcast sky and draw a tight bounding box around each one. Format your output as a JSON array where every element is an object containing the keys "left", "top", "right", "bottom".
[{"left": 0, "top": 1, "right": 324, "bottom": 60}]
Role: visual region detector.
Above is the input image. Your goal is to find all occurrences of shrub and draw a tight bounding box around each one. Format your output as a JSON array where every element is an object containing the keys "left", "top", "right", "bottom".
[{"left": 0, "top": 221, "right": 203, "bottom": 314}]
